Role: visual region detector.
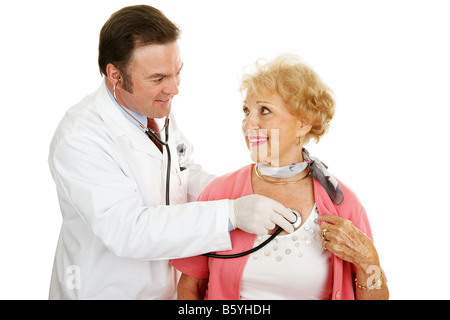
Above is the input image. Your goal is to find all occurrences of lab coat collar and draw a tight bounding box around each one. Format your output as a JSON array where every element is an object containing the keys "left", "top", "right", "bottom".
[
  {"left": 105, "top": 82, "right": 148, "bottom": 133},
  {"left": 94, "top": 81, "right": 163, "bottom": 158}
]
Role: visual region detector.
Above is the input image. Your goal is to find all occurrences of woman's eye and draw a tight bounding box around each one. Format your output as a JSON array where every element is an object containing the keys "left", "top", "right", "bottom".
[
  {"left": 261, "top": 107, "right": 270, "bottom": 115},
  {"left": 242, "top": 107, "right": 249, "bottom": 115}
]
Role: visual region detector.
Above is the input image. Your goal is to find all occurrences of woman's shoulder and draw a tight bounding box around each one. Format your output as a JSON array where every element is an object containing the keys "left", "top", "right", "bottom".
[
  {"left": 198, "top": 165, "right": 253, "bottom": 201},
  {"left": 334, "top": 177, "right": 373, "bottom": 238},
  {"left": 211, "top": 164, "right": 252, "bottom": 184},
  {"left": 336, "top": 178, "right": 361, "bottom": 206},
  {"left": 315, "top": 176, "right": 365, "bottom": 217}
]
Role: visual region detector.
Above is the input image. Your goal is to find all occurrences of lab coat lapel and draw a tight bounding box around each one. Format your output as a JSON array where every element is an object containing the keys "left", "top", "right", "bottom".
[{"left": 94, "top": 82, "right": 163, "bottom": 159}]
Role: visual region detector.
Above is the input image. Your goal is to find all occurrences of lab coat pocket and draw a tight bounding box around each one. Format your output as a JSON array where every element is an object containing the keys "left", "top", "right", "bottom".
[{"left": 169, "top": 163, "right": 189, "bottom": 205}]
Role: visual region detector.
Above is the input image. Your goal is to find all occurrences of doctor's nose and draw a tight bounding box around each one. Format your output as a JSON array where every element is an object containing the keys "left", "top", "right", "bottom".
[{"left": 163, "top": 77, "right": 180, "bottom": 96}]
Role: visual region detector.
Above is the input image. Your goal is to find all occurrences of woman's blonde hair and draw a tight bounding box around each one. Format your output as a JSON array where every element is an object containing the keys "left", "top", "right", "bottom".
[{"left": 240, "top": 54, "right": 335, "bottom": 144}]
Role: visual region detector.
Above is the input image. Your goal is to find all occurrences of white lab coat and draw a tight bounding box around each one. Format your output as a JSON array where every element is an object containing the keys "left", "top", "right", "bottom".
[{"left": 48, "top": 82, "right": 232, "bottom": 299}]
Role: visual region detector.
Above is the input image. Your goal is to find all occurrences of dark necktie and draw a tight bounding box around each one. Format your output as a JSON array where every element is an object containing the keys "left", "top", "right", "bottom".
[{"left": 147, "top": 118, "right": 163, "bottom": 153}]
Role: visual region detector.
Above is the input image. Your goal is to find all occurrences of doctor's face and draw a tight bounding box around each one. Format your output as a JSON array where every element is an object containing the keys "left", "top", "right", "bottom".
[{"left": 118, "top": 41, "right": 182, "bottom": 119}]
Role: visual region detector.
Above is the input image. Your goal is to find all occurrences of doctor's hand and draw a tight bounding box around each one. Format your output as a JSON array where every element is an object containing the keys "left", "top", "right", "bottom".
[{"left": 229, "top": 195, "right": 296, "bottom": 235}]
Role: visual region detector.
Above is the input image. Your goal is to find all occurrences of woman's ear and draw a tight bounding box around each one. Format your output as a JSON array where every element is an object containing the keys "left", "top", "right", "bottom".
[{"left": 296, "top": 120, "right": 312, "bottom": 141}]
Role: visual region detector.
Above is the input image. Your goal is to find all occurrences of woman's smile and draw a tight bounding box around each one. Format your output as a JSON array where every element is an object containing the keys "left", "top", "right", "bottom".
[{"left": 248, "top": 135, "right": 269, "bottom": 147}]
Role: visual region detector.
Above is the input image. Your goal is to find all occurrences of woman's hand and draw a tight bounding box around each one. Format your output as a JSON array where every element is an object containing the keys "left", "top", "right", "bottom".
[
  {"left": 177, "top": 273, "right": 208, "bottom": 300},
  {"left": 319, "top": 215, "right": 379, "bottom": 269},
  {"left": 319, "top": 215, "right": 389, "bottom": 299}
]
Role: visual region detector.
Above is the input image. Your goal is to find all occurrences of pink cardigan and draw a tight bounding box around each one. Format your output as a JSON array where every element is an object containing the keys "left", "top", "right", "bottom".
[{"left": 171, "top": 164, "right": 373, "bottom": 300}]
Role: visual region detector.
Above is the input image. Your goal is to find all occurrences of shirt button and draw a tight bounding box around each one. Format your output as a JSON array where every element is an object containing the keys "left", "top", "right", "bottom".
[{"left": 335, "top": 291, "right": 341, "bottom": 300}]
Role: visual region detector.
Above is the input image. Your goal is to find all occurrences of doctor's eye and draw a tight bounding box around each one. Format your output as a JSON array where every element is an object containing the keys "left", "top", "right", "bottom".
[{"left": 152, "top": 77, "right": 164, "bottom": 83}]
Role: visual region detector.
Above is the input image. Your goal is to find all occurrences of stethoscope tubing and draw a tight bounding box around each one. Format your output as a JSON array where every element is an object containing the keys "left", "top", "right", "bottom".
[
  {"left": 113, "top": 78, "right": 302, "bottom": 258},
  {"left": 113, "top": 79, "right": 171, "bottom": 205},
  {"left": 202, "top": 227, "right": 283, "bottom": 259},
  {"left": 146, "top": 126, "right": 171, "bottom": 205},
  {"left": 203, "top": 209, "right": 301, "bottom": 259}
]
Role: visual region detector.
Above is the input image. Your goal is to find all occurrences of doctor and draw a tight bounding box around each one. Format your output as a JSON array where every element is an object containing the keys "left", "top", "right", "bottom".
[{"left": 48, "top": 5, "right": 295, "bottom": 299}]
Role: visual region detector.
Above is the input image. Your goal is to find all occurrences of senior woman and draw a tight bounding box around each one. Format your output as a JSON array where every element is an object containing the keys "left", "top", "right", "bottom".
[{"left": 171, "top": 55, "right": 388, "bottom": 300}]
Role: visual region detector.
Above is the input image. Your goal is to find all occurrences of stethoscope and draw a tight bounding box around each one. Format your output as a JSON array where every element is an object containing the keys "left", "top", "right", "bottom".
[
  {"left": 113, "top": 78, "right": 172, "bottom": 205},
  {"left": 114, "top": 78, "right": 302, "bottom": 259},
  {"left": 203, "top": 209, "right": 302, "bottom": 259}
]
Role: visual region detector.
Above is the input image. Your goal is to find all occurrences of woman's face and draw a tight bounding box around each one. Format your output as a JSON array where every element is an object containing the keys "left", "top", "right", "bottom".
[{"left": 242, "top": 91, "right": 310, "bottom": 166}]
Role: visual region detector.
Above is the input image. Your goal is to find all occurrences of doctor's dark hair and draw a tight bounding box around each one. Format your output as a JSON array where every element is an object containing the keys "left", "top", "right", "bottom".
[{"left": 98, "top": 5, "right": 180, "bottom": 79}]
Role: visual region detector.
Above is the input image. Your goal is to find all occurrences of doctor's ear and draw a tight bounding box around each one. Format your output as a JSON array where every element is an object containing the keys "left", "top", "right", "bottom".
[{"left": 105, "top": 63, "right": 122, "bottom": 84}]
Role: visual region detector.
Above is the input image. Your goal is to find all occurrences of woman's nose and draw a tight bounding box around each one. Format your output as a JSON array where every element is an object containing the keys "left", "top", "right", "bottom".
[{"left": 242, "top": 113, "right": 258, "bottom": 132}]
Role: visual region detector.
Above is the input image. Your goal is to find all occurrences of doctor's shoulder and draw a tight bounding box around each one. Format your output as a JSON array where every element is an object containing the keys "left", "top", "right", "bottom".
[
  {"left": 197, "top": 165, "right": 253, "bottom": 202},
  {"left": 49, "top": 91, "right": 116, "bottom": 159}
]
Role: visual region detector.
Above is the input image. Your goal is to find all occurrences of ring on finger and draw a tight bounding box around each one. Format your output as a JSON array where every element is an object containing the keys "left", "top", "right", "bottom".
[
  {"left": 322, "top": 240, "right": 329, "bottom": 250},
  {"left": 321, "top": 228, "right": 328, "bottom": 240}
]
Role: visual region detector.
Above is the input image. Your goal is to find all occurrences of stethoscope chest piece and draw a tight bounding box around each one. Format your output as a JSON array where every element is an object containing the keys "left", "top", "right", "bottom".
[{"left": 291, "top": 209, "right": 302, "bottom": 229}]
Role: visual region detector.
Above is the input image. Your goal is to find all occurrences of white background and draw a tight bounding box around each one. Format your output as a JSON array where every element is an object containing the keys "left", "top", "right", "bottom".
[{"left": 1, "top": 0, "right": 449, "bottom": 300}]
